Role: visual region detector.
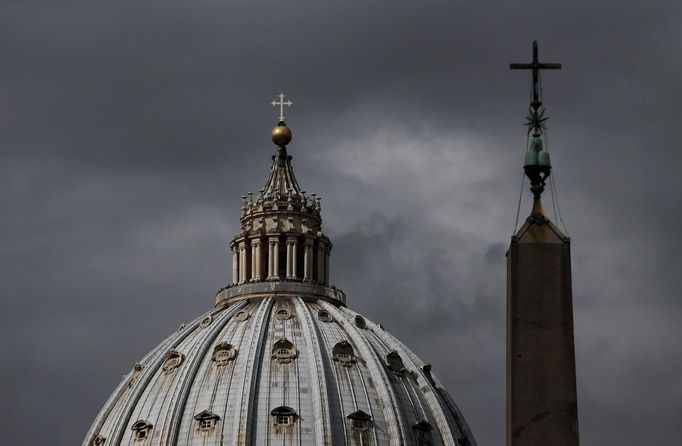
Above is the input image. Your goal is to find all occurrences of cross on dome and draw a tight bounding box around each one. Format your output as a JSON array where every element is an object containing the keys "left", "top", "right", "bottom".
[{"left": 271, "top": 93, "right": 292, "bottom": 122}]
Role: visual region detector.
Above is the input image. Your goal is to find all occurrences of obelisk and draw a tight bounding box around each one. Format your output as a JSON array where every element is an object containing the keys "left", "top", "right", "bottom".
[{"left": 507, "top": 41, "right": 579, "bottom": 446}]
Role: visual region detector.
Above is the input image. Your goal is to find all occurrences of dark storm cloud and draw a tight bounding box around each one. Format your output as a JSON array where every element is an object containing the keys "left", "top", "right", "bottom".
[{"left": 1, "top": 1, "right": 680, "bottom": 445}]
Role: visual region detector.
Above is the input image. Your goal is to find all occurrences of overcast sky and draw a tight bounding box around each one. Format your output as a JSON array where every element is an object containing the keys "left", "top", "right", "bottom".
[{"left": 1, "top": 1, "right": 681, "bottom": 445}]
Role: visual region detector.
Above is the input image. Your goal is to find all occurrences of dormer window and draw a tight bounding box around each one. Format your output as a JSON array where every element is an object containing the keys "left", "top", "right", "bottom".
[
  {"left": 421, "top": 363, "right": 435, "bottom": 386},
  {"left": 194, "top": 410, "right": 220, "bottom": 432},
  {"left": 386, "top": 351, "right": 406, "bottom": 375},
  {"left": 332, "top": 341, "right": 356, "bottom": 368},
  {"left": 317, "top": 309, "right": 333, "bottom": 322},
  {"left": 271, "top": 406, "right": 297, "bottom": 428},
  {"left": 347, "top": 410, "right": 372, "bottom": 431},
  {"left": 272, "top": 338, "right": 296, "bottom": 364},
  {"left": 212, "top": 342, "right": 237, "bottom": 366},
  {"left": 354, "top": 315, "right": 366, "bottom": 329},
  {"left": 131, "top": 420, "right": 152, "bottom": 441},
  {"left": 413, "top": 420, "right": 434, "bottom": 445},
  {"left": 161, "top": 350, "right": 185, "bottom": 375},
  {"left": 92, "top": 435, "right": 106, "bottom": 446}
]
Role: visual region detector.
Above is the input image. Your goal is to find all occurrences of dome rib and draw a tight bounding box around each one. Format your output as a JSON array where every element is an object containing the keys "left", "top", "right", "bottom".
[
  {"left": 320, "top": 301, "right": 409, "bottom": 445},
  {"left": 135, "top": 303, "right": 243, "bottom": 445},
  {"left": 231, "top": 297, "right": 274, "bottom": 445},
  {"left": 164, "top": 301, "right": 247, "bottom": 444},
  {"left": 293, "top": 297, "right": 333, "bottom": 444},
  {"left": 354, "top": 310, "right": 463, "bottom": 446},
  {"left": 310, "top": 302, "right": 352, "bottom": 442},
  {"left": 95, "top": 307, "right": 221, "bottom": 446},
  {"left": 361, "top": 313, "right": 477, "bottom": 446}
]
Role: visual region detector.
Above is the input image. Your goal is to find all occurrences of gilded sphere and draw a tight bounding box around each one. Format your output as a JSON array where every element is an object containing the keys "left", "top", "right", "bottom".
[{"left": 272, "top": 125, "right": 292, "bottom": 146}]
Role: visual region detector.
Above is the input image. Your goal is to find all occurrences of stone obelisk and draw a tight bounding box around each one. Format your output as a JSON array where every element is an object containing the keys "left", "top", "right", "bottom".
[{"left": 507, "top": 41, "right": 579, "bottom": 446}]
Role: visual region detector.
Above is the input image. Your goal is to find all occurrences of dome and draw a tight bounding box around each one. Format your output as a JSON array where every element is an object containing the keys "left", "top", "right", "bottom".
[{"left": 83, "top": 110, "right": 477, "bottom": 446}]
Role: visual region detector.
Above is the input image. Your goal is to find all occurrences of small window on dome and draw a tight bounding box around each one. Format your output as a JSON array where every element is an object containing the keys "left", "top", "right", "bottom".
[
  {"left": 413, "top": 420, "right": 434, "bottom": 445},
  {"left": 275, "top": 307, "right": 292, "bottom": 320},
  {"left": 161, "top": 350, "right": 185, "bottom": 375},
  {"left": 347, "top": 410, "right": 372, "bottom": 431},
  {"left": 92, "top": 435, "right": 106, "bottom": 446},
  {"left": 200, "top": 315, "right": 213, "bottom": 328},
  {"left": 271, "top": 406, "right": 297, "bottom": 428},
  {"left": 127, "top": 363, "right": 143, "bottom": 388},
  {"left": 386, "top": 351, "right": 406, "bottom": 375},
  {"left": 271, "top": 338, "right": 296, "bottom": 364},
  {"left": 194, "top": 410, "right": 220, "bottom": 432},
  {"left": 317, "top": 309, "right": 333, "bottom": 322},
  {"left": 421, "top": 363, "right": 435, "bottom": 386},
  {"left": 131, "top": 420, "right": 152, "bottom": 441},
  {"left": 234, "top": 310, "right": 250, "bottom": 322},
  {"left": 212, "top": 342, "right": 237, "bottom": 366},
  {"left": 332, "top": 341, "right": 356, "bottom": 368},
  {"left": 354, "top": 315, "right": 366, "bottom": 329}
]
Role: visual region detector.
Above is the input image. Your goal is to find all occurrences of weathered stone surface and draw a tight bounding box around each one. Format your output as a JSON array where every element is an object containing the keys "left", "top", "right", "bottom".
[{"left": 507, "top": 218, "right": 579, "bottom": 446}]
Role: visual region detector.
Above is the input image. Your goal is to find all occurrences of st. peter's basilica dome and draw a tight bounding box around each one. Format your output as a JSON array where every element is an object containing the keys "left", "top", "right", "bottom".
[{"left": 83, "top": 111, "right": 477, "bottom": 446}]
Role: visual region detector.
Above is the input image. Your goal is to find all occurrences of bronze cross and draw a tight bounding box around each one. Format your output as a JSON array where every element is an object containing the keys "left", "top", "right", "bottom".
[{"left": 510, "top": 41, "right": 561, "bottom": 111}]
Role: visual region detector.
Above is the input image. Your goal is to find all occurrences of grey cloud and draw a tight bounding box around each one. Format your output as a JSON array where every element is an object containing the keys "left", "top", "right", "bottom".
[{"left": 1, "top": 1, "right": 681, "bottom": 445}]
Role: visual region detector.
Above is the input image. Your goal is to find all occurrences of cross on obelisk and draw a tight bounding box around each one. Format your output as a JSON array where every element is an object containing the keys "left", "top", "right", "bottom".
[
  {"left": 510, "top": 40, "right": 561, "bottom": 111},
  {"left": 271, "top": 93, "right": 292, "bottom": 122}
]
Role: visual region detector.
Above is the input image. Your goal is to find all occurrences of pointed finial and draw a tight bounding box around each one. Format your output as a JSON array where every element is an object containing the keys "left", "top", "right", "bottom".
[{"left": 271, "top": 93, "right": 293, "bottom": 146}]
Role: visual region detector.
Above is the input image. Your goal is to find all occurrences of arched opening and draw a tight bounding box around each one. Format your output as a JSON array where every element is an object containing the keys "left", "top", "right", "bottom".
[
  {"left": 332, "top": 341, "right": 356, "bottom": 367},
  {"left": 271, "top": 338, "right": 296, "bottom": 364},
  {"left": 212, "top": 342, "right": 237, "bottom": 366}
]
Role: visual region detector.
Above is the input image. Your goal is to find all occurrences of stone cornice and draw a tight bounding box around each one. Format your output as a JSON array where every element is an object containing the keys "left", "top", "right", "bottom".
[{"left": 215, "top": 281, "right": 346, "bottom": 307}]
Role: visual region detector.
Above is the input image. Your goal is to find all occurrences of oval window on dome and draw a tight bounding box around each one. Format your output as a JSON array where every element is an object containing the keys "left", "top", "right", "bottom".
[
  {"left": 92, "top": 435, "right": 106, "bottom": 446},
  {"left": 200, "top": 315, "right": 213, "bottom": 328},
  {"left": 161, "top": 350, "right": 185, "bottom": 375},
  {"left": 354, "top": 315, "right": 366, "bottom": 329},
  {"left": 127, "top": 363, "right": 143, "bottom": 388},
  {"left": 131, "top": 420, "right": 153, "bottom": 441},
  {"left": 332, "top": 341, "right": 356, "bottom": 368},
  {"left": 271, "top": 338, "right": 296, "bottom": 364},
  {"left": 234, "top": 311, "right": 250, "bottom": 322},
  {"left": 275, "top": 307, "right": 292, "bottom": 321},
  {"left": 317, "top": 309, "right": 333, "bottom": 322},
  {"left": 212, "top": 342, "right": 237, "bottom": 366}
]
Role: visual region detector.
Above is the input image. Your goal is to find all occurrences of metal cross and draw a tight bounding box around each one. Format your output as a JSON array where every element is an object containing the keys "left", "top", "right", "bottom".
[
  {"left": 510, "top": 41, "right": 561, "bottom": 111},
  {"left": 271, "top": 93, "right": 293, "bottom": 122}
]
